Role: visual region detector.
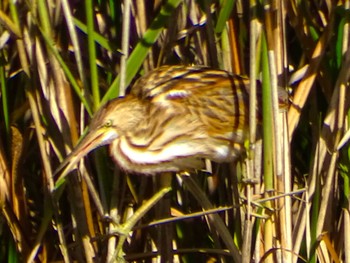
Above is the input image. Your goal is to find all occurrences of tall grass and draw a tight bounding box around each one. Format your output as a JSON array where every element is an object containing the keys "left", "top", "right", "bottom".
[{"left": 0, "top": 0, "right": 349, "bottom": 262}]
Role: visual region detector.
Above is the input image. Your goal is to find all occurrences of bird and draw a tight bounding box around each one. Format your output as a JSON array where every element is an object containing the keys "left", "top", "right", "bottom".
[{"left": 55, "top": 65, "right": 287, "bottom": 179}]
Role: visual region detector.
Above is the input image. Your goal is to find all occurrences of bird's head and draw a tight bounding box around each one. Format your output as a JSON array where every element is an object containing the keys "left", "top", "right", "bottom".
[{"left": 54, "top": 96, "right": 144, "bottom": 183}]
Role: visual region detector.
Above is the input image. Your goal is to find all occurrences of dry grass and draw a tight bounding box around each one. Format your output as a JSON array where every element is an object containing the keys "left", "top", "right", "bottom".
[{"left": 0, "top": 0, "right": 349, "bottom": 262}]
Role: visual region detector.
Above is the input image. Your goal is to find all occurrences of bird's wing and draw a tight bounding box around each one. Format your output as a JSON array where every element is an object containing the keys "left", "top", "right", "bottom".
[
  {"left": 131, "top": 65, "right": 250, "bottom": 107},
  {"left": 130, "top": 65, "right": 208, "bottom": 99}
]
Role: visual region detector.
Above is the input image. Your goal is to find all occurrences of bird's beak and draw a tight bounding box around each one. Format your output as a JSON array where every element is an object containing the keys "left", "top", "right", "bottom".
[{"left": 54, "top": 128, "right": 116, "bottom": 187}]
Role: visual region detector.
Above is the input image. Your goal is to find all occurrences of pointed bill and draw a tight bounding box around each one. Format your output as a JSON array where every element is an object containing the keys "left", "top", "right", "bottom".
[{"left": 54, "top": 128, "right": 118, "bottom": 187}]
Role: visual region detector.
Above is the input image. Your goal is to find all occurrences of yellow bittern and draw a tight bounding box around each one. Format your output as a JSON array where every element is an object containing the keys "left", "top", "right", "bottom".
[{"left": 56, "top": 65, "right": 287, "bottom": 178}]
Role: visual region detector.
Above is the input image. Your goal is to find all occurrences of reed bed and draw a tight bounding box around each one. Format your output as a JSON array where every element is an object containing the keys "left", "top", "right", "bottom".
[{"left": 0, "top": 0, "right": 349, "bottom": 262}]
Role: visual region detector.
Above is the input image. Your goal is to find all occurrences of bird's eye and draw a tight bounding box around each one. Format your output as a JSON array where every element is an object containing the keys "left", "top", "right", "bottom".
[{"left": 104, "top": 119, "right": 113, "bottom": 127}]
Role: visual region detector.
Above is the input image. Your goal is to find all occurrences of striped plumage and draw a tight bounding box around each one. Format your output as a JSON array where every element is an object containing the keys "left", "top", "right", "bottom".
[{"left": 57, "top": 65, "right": 279, "bottom": 176}]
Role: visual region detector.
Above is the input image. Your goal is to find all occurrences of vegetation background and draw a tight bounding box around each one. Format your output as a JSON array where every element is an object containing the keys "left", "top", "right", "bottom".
[{"left": 0, "top": 0, "right": 349, "bottom": 262}]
